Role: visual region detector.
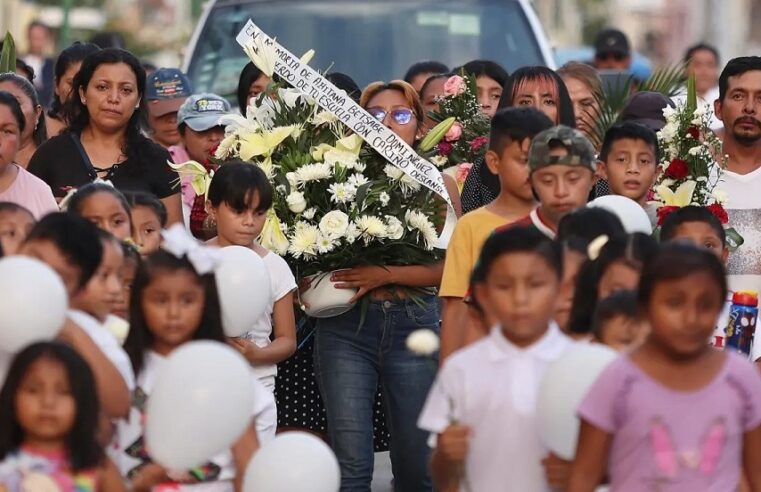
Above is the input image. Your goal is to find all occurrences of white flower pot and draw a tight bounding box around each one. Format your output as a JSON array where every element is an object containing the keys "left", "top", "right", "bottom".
[{"left": 301, "top": 271, "right": 358, "bottom": 318}]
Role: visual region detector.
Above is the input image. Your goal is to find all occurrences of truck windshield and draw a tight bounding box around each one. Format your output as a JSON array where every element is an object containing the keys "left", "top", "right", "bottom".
[{"left": 186, "top": 0, "right": 546, "bottom": 107}]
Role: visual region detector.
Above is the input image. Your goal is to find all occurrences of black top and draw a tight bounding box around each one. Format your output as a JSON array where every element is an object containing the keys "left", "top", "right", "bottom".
[
  {"left": 460, "top": 156, "right": 500, "bottom": 214},
  {"left": 28, "top": 133, "right": 179, "bottom": 198}
]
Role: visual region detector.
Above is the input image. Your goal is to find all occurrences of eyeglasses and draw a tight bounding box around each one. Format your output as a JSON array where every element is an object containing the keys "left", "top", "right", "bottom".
[
  {"left": 597, "top": 51, "right": 626, "bottom": 62},
  {"left": 368, "top": 108, "right": 415, "bottom": 125}
]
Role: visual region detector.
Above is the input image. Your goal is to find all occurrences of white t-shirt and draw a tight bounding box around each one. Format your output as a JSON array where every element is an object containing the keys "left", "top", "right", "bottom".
[
  {"left": 418, "top": 324, "right": 573, "bottom": 492},
  {"left": 68, "top": 309, "right": 135, "bottom": 391},
  {"left": 116, "top": 350, "right": 277, "bottom": 491},
  {"left": 672, "top": 85, "right": 722, "bottom": 131},
  {"left": 718, "top": 167, "right": 761, "bottom": 296},
  {"left": 241, "top": 251, "right": 296, "bottom": 383}
]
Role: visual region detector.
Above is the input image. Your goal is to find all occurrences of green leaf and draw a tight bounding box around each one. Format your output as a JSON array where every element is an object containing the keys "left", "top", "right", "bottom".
[
  {"left": 355, "top": 182, "right": 372, "bottom": 210},
  {"left": 588, "top": 63, "right": 685, "bottom": 149},
  {"left": 686, "top": 74, "right": 697, "bottom": 113},
  {"left": 0, "top": 32, "right": 16, "bottom": 74}
]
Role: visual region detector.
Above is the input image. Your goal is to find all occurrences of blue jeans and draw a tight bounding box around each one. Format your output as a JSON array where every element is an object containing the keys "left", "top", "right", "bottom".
[{"left": 314, "top": 295, "right": 439, "bottom": 492}]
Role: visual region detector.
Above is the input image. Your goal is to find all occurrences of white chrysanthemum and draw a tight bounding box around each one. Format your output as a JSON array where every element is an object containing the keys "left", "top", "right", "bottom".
[
  {"left": 353, "top": 161, "right": 367, "bottom": 173},
  {"left": 345, "top": 222, "right": 360, "bottom": 244},
  {"left": 328, "top": 183, "right": 357, "bottom": 204},
  {"left": 316, "top": 234, "right": 337, "bottom": 254},
  {"left": 658, "top": 122, "right": 678, "bottom": 143},
  {"left": 319, "top": 210, "right": 350, "bottom": 239},
  {"left": 215, "top": 134, "right": 237, "bottom": 159},
  {"left": 406, "top": 329, "right": 440, "bottom": 355},
  {"left": 384, "top": 164, "right": 404, "bottom": 181},
  {"left": 379, "top": 192, "right": 390, "bottom": 206},
  {"left": 288, "top": 223, "right": 319, "bottom": 259},
  {"left": 385, "top": 216, "right": 404, "bottom": 240},
  {"left": 302, "top": 207, "right": 316, "bottom": 220},
  {"left": 405, "top": 210, "right": 437, "bottom": 250},
  {"left": 286, "top": 191, "right": 307, "bottom": 213},
  {"left": 712, "top": 188, "right": 729, "bottom": 204},
  {"left": 312, "top": 110, "right": 339, "bottom": 126},
  {"left": 295, "top": 163, "right": 332, "bottom": 184},
  {"left": 662, "top": 105, "right": 677, "bottom": 120},
  {"left": 356, "top": 215, "right": 387, "bottom": 242},
  {"left": 348, "top": 173, "right": 369, "bottom": 188}
]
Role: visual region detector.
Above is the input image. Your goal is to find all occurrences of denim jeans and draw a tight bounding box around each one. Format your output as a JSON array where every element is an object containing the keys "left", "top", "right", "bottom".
[{"left": 314, "top": 295, "right": 439, "bottom": 492}]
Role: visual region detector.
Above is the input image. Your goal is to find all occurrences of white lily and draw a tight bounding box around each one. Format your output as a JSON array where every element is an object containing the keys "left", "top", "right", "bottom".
[
  {"left": 243, "top": 36, "right": 278, "bottom": 78},
  {"left": 239, "top": 125, "right": 297, "bottom": 160},
  {"left": 656, "top": 180, "right": 697, "bottom": 207},
  {"left": 167, "top": 160, "right": 213, "bottom": 199},
  {"left": 259, "top": 209, "right": 289, "bottom": 255},
  {"left": 300, "top": 49, "right": 315, "bottom": 65}
]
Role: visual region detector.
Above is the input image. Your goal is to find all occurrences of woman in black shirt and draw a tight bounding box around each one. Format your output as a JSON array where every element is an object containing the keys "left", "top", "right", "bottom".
[{"left": 28, "top": 48, "right": 182, "bottom": 224}]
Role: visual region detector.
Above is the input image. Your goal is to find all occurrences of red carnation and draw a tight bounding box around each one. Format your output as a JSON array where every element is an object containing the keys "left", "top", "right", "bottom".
[
  {"left": 687, "top": 126, "right": 700, "bottom": 139},
  {"left": 657, "top": 206, "right": 680, "bottom": 226},
  {"left": 470, "top": 136, "right": 488, "bottom": 152},
  {"left": 707, "top": 203, "right": 729, "bottom": 224},
  {"left": 438, "top": 141, "right": 453, "bottom": 156},
  {"left": 664, "top": 159, "right": 689, "bottom": 179}
]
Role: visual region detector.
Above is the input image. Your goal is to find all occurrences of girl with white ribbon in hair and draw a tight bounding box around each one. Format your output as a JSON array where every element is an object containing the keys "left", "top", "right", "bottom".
[{"left": 117, "top": 225, "right": 275, "bottom": 491}]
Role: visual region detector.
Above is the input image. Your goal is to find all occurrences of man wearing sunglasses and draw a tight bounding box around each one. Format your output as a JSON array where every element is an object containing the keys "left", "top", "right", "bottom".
[{"left": 593, "top": 28, "right": 632, "bottom": 71}]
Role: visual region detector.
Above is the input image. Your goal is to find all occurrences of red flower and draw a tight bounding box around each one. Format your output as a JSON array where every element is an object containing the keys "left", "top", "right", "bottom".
[
  {"left": 708, "top": 203, "right": 729, "bottom": 224},
  {"left": 664, "top": 159, "right": 689, "bottom": 179},
  {"left": 657, "top": 206, "right": 680, "bottom": 226},
  {"left": 687, "top": 126, "right": 700, "bottom": 139},
  {"left": 437, "top": 141, "right": 453, "bottom": 156},
  {"left": 469, "top": 136, "right": 488, "bottom": 152}
]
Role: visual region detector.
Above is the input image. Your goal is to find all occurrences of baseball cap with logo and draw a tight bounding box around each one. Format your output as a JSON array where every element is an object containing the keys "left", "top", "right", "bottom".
[
  {"left": 594, "top": 28, "right": 631, "bottom": 57},
  {"left": 177, "top": 94, "right": 232, "bottom": 132},
  {"left": 528, "top": 126, "right": 597, "bottom": 173},
  {"left": 145, "top": 68, "right": 192, "bottom": 118}
]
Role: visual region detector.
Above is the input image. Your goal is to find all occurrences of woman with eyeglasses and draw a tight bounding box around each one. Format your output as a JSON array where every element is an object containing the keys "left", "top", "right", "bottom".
[
  {"left": 460, "top": 66, "right": 577, "bottom": 214},
  {"left": 313, "top": 80, "right": 456, "bottom": 492}
]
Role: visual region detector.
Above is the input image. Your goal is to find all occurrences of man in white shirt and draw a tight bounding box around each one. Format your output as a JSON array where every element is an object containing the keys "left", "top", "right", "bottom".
[{"left": 715, "top": 56, "right": 761, "bottom": 298}]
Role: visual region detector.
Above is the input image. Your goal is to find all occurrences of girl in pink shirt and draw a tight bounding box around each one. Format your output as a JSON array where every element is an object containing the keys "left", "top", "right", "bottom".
[
  {"left": 568, "top": 243, "right": 761, "bottom": 492},
  {"left": 0, "top": 91, "right": 57, "bottom": 219}
]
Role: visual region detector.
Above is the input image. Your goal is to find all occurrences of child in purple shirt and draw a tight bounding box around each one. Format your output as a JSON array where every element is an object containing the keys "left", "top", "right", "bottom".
[{"left": 568, "top": 243, "right": 761, "bottom": 492}]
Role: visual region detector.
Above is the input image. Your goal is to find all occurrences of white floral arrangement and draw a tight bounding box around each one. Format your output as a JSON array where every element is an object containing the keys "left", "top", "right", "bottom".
[
  {"left": 652, "top": 78, "right": 730, "bottom": 229},
  {"left": 205, "top": 69, "right": 444, "bottom": 279}
]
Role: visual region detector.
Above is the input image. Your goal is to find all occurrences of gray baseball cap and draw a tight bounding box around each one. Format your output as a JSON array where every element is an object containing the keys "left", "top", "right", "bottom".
[
  {"left": 177, "top": 93, "right": 231, "bottom": 132},
  {"left": 528, "top": 125, "right": 597, "bottom": 173}
]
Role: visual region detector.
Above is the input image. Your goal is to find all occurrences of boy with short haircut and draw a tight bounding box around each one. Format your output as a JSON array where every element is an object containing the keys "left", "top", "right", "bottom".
[
  {"left": 597, "top": 122, "right": 660, "bottom": 223},
  {"left": 421, "top": 226, "right": 573, "bottom": 491},
  {"left": 439, "top": 107, "right": 553, "bottom": 360},
  {"left": 657, "top": 205, "right": 760, "bottom": 360},
  {"left": 510, "top": 125, "right": 598, "bottom": 238},
  {"left": 18, "top": 213, "right": 132, "bottom": 417}
]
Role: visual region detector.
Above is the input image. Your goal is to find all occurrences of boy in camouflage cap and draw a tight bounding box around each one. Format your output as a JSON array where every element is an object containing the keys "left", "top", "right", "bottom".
[{"left": 503, "top": 125, "right": 597, "bottom": 238}]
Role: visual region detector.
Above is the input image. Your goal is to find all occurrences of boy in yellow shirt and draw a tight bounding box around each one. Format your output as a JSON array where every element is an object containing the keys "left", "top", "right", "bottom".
[{"left": 439, "top": 107, "right": 553, "bottom": 361}]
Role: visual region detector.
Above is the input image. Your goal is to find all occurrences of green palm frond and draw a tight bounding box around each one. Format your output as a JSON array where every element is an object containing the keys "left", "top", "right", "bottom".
[
  {"left": 587, "top": 63, "right": 685, "bottom": 149},
  {"left": 0, "top": 32, "right": 16, "bottom": 74}
]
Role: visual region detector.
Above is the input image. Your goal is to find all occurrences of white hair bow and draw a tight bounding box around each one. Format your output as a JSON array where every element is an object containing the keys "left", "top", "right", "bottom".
[
  {"left": 161, "top": 224, "right": 221, "bottom": 275},
  {"left": 587, "top": 235, "right": 610, "bottom": 261}
]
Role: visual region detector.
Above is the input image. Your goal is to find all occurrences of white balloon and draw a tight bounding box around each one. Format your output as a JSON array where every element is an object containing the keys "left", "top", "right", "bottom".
[
  {"left": 587, "top": 195, "right": 653, "bottom": 234},
  {"left": 146, "top": 341, "right": 256, "bottom": 470},
  {"left": 537, "top": 343, "right": 619, "bottom": 460},
  {"left": 215, "top": 246, "right": 271, "bottom": 337},
  {"left": 0, "top": 256, "right": 67, "bottom": 353},
  {"left": 244, "top": 432, "right": 340, "bottom": 492}
]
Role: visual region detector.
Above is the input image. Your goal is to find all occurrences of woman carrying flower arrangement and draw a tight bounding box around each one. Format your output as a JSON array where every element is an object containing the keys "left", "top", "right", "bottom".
[{"left": 311, "top": 80, "right": 455, "bottom": 491}]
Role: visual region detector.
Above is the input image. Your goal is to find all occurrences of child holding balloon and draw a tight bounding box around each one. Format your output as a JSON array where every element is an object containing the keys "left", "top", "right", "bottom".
[
  {"left": 568, "top": 243, "right": 761, "bottom": 491},
  {"left": 0, "top": 342, "right": 125, "bottom": 491},
  {"left": 119, "top": 228, "right": 275, "bottom": 491},
  {"left": 206, "top": 162, "right": 297, "bottom": 395},
  {"left": 418, "top": 226, "right": 574, "bottom": 491}
]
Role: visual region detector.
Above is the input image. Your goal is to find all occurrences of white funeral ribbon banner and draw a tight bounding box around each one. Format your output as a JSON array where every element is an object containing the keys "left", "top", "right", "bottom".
[{"left": 236, "top": 19, "right": 454, "bottom": 248}]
